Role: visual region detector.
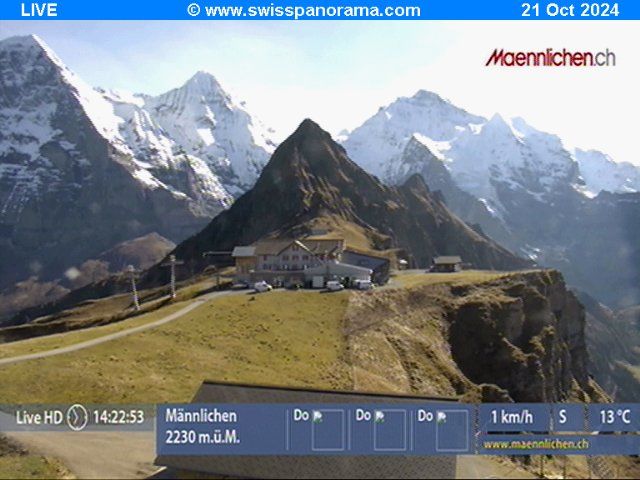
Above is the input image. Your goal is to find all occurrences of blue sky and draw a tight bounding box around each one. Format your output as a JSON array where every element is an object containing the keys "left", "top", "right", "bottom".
[{"left": 1, "top": 20, "right": 638, "bottom": 164}]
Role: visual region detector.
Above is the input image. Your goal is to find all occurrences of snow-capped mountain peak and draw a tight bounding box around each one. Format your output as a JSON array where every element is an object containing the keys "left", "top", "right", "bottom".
[
  {"left": 183, "top": 70, "right": 226, "bottom": 95},
  {"left": 1, "top": 34, "right": 62, "bottom": 69},
  {"left": 154, "top": 70, "right": 232, "bottom": 115},
  {"left": 341, "top": 89, "right": 484, "bottom": 179},
  {"left": 1, "top": 34, "right": 279, "bottom": 238},
  {"left": 132, "top": 71, "right": 276, "bottom": 195},
  {"left": 574, "top": 148, "right": 640, "bottom": 195},
  {"left": 90, "top": 63, "right": 277, "bottom": 201},
  {"left": 411, "top": 89, "right": 451, "bottom": 106},
  {"left": 1, "top": 34, "right": 126, "bottom": 149},
  {"left": 0, "top": 34, "right": 283, "bottom": 292},
  {"left": 341, "top": 91, "right": 585, "bottom": 221},
  {"left": 480, "top": 113, "right": 523, "bottom": 143},
  {"left": 340, "top": 88, "right": 640, "bottom": 311}
]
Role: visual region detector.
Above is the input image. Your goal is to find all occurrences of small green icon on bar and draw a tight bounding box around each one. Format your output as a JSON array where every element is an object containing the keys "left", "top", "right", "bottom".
[
  {"left": 437, "top": 411, "right": 447, "bottom": 424},
  {"left": 374, "top": 411, "right": 385, "bottom": 423}
]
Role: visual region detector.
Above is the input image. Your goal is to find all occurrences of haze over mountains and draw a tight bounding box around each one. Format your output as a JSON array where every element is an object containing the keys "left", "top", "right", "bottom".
[{"left": 1, "top": 33, "right": 640, "bottom": 313}]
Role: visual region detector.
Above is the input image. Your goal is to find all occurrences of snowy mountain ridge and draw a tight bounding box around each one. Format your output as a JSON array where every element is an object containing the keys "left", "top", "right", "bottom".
[
  {"left": 114, "top": 70, "right": 277, "bottom": 197},
  {"left": 573, "top": 148, "right": 640, "bottom": 196},
  {"left": 342, "top": 91, "right": 638, "bottom": 212},
  {"left": 342, "top": 91, "right": 640, "bottom": 308},
  {"left": 0, "top": 34, "right": 276, "bottom": 292},
  {"left": 0, "top": 34, "right": 276, "bottom": 220}
]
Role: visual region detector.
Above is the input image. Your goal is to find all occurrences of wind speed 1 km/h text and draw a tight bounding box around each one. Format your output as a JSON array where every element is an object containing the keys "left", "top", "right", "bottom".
[{"left": 522, "top": 2, "right": 620, "bottom": 17}]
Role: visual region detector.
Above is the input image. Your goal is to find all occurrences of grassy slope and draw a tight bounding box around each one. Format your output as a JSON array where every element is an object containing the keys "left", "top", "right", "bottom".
[
  {"left": 0, "top": 290, "right": 351, "bottom": 404},
  {"left": 0, "top": 274, "right": 224, "bottom": 346},
  {"left": 0, "top": 302, "right": 187, "bottom": 360},
  {"left": 0, "top": 270, "right": 537, "bottom": 403},
  {"left": 1, "top": 271, "right": 638, "bottom": 479}
]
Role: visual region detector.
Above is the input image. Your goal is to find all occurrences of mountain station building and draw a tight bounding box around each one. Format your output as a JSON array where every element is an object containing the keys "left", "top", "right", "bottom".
[{"left": 232, "top": 235, "right": 389, "bottom": 288}]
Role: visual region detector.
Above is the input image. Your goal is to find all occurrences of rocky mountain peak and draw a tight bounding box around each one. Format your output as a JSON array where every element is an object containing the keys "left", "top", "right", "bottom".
[
  {"left": 483, "top": 113, "right": 517, "bottom": 136},
  {"left": 279, "top": 118, "right": 335, "bottom": 153},
  {"left": 411, "top": 89, "right": 448, "bottom": 105},
  {"left": 159, "top": 118, "right": 530, "bottom": 281},
  {"left": 0, "top": 34, "right": 232, "bottom": 292},
  {"left": 256, "top": 118, "right": 380, "bottom": 202},
  {"left": 0, "top": 34, "right": 52, "bottom": 59},
  {"left": 187, "top": 70, "right": 222, "bottom": 86},
  {"left": 176, "top": 70, "right": 228, "bottom": 101},
  {"left": 0, "top": 34, "right": 42, "bottom": 51},
  {"left": 291, "top": 117, "right": 330, "bottom": 138},
  {"left": 1, "top": 34, "right": 64, "bottom": 93},
  {"left": 401, "top": 172, "right": 431, "bottom": 194}
]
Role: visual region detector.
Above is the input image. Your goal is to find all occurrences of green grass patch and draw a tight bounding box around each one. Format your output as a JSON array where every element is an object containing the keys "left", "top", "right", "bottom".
[{"left": 0, "top": 290, "right": 352, "bottom": 404}]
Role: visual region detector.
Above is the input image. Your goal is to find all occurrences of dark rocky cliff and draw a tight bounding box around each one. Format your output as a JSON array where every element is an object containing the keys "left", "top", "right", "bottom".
[{"left": 345, "top": 270, "right": 607, "bottom": 403}]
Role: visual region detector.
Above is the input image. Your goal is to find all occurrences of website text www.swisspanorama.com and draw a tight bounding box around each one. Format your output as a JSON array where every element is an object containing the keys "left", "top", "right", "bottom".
[{"left": 186, "top": 2, "right": 421, "bottom": 19}]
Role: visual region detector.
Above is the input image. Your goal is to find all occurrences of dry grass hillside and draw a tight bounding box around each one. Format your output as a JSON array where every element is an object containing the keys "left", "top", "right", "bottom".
[
  {"left": 0, "top": 269, "right": 638, "bottom": 478},
  {"left": 345, "top": 270, "right": 607, "bottom": 403}
]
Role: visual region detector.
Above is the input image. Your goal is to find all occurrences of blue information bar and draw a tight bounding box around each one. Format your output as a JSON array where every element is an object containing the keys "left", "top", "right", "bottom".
[
  {"left": 0, "top": 0, "right": 639, "bottom": 21},
  {"left": 157, "top": 403, "right": 475, "bottom": 456},
  {"left": 156, "top": 403, "right": 640, "bottom": 456},
  {"left": 551, "top": 404, "right": 586, "bottom": 432}
]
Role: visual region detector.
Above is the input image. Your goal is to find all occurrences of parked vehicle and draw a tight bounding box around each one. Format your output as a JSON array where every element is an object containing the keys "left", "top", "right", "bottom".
[
  {"left": 326, "top": 280, "right": 344, "bottom": 292},
  {"left": 353, "top": 279, "right": 373, "bottom": 290},
  {"left": 254, "top": 281, "right": 273, "bottom": 293}
]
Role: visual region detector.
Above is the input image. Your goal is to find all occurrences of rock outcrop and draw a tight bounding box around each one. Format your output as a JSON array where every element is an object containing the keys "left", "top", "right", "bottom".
[{"left": 346, "top": 270, "right": 607, "bottom": 403}]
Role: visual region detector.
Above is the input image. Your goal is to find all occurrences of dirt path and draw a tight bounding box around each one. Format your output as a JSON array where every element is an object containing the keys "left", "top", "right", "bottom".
[
  {"left": 3, "top": 422, "right": 157, "bottom": 479},
  {"left": 0, "top": 290, "right": 236, "bottom": 367},
  {"left": 0, "top": 292, "right": 242, "bottom": 479}
]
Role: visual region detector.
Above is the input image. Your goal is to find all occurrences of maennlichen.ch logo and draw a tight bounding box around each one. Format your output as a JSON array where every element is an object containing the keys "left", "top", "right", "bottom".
[{"left": 486, "top": 48, "right": 616, "bottom": 67}]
